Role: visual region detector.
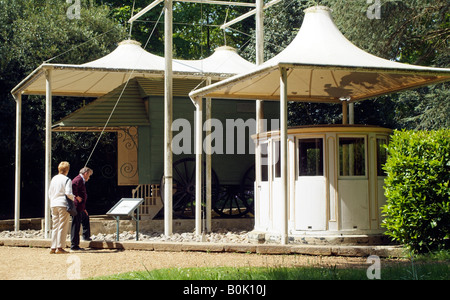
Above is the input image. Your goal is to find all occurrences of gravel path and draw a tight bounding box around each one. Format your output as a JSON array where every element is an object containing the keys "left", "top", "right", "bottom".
[
  {"left": 0, "top": 245, "right": 374, "bottom": 280},
  {"left": 0, "top": 230, "right": 403, "bottom": 280}
]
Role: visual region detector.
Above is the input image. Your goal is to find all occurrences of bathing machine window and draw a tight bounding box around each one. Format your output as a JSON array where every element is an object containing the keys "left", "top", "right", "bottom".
[
  {"left": 273, "top": 140, "right": 281, "bottom": 178},
  {"left": 260, "top": 142, "right": 269, "bottom": 182},
  {"left": 339, "top": 137, "right": 366, "bottom": 176},
  {"left": 376, "top": 137, "right": 388, "bottom": 176},
  {"left": 298, "top": 138, "right": 324, "bottom": 176}
]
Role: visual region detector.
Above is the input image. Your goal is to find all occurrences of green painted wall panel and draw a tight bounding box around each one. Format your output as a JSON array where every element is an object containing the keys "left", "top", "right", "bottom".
[
  {"left": 137, "top": 95, "right": 280, "bottom": 185},
  {"left": 57, "top": 77, "right": 280, "bottom": 186},
  {"left": 138, "top": 126, "right": 152, "bottom": 184},
  {"left": 54, "top": 80, "right": 150, "bottom": 128}
]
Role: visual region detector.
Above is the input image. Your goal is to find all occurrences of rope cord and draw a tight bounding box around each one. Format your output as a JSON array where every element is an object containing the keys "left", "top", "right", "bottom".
[
  {"left": 84, "top": 7, "right": 165, "bottom": 168},
  {"left": 44, "top": 27, "right": 118, "bottom": 63}
]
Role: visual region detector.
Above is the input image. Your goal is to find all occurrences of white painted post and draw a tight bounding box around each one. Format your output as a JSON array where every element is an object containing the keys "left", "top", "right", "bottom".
[
  {"left": 195, "top": 97, "right": 203, "bottom": 236},
  {"left": 280, "top": 67, "right": 288, "bottom": 245},
  {"left": 255, "top": 0, "right": 264, "bottom": 67},
  {"left": 14, "top": 93, "right": 22, "bottom": 232},
  {"left": 342, "top": 101, "right": 348, "bottom": 125},
  {"left": 164, "top": 0, "right": 173, "bottom": 236},
  {"left": 255, "top": 0, "right": 264, "bottom": 231},
  {"left": 205, "top": 77, "right": 212, "bottom": 233},
  {"left": 255, "top": 0, "right": 264, "bottom": 130},
  {"left": 44, "top": 68, "right": 52, "bottom": 239},
  {"left": 349, "top": 102, "right": 354, "bottom": 124}
]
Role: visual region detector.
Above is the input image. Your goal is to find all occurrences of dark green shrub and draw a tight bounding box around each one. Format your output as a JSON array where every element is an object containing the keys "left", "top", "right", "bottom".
[{"left": 382, "top": 129, "right": 450, "bottom": 253}]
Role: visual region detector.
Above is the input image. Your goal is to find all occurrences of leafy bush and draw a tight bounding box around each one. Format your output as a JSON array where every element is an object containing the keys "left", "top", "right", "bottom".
[{"left": 382, "top": 129, "right": 450, "bottom": 253}]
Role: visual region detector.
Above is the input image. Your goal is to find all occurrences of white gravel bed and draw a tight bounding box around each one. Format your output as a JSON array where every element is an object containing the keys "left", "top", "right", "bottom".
[{"left": 0, "top": 229, "right": 250, "bottom": 244}]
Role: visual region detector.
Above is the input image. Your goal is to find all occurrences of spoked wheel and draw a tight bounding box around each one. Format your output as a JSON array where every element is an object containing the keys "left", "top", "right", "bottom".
[
  {"left": 213, "top": 185, "right": 250, "bottom": 218},
  {"left": 240, "top": 164, "right": 255, "bottom": 215},
  {"left": 213, "top": 165, "right": 255, "bottom": 218},
  {"left": 160, "top": 158, "right": 219, "bottom": 218}
]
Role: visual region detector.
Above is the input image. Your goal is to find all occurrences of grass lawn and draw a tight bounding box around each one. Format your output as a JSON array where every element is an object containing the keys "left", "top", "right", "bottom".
[{"left": 92, "top": 262, "right": 449, "bottom": 280}]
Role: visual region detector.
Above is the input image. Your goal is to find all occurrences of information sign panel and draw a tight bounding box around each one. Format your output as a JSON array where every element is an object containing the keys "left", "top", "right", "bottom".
[
  {"left": 106, "top": 198, "right": 144, "bottom": 241},
  {"left": 107, "top": 198, "right": 144, "bottom": 216}
]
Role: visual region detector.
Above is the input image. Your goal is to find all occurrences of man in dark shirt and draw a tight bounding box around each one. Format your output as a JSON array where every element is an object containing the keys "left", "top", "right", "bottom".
[{"left": 71, "top": 167, "right": 93, "bottom": 251}]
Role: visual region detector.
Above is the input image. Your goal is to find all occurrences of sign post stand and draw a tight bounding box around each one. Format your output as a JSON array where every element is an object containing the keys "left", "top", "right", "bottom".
[{"left": 106, "top": 198, "right": 144, "bottom": 241}]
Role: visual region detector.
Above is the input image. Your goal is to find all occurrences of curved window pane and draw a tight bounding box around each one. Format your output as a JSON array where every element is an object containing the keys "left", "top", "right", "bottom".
[
  {"left": 339, "top": 137, "right": 365, "bottom": 176},
  {"left": 298, "top": 138, "right": 324, "bottom": 176}
]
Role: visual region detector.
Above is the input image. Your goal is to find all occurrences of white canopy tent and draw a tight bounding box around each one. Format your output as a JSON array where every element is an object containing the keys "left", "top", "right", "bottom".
[
  {"left": 11, "top": 39, "right": 255, "bottom": 236},
  {"left": 190, "top": 6, "right": 450, "bottom": 244},
  {"left": 11, "top": 40, "right": 255, "bottom": 98},
  {"left": 191, "top": 6, "right": 450, "bottom": 102}
]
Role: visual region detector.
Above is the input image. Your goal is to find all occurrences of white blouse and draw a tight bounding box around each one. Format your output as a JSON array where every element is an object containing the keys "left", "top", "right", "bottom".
[{"left": 48, "top": 174, "right": 75, "bottom": 208}]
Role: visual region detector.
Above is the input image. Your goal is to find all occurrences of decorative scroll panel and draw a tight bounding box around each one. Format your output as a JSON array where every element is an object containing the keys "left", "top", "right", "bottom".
[{"left": 117, "top": 127, "right": 139, "bottom": 186}]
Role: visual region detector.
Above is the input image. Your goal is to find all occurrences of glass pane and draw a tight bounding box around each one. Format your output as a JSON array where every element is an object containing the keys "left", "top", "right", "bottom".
[
  {"left": 377, "top": 138, "right": 388, "bottom": 176},
  {"left": 260, "top": 143, "right": 268, "bottom": 182},
  {"left": 339, "top": 137, "right": 365, "bottom": 176},
  {"left": 298, "top": 138, "right": 324, "bottom": 176},
  {"left": 274, "top": 140, "right": 281, "bottom": 178}
]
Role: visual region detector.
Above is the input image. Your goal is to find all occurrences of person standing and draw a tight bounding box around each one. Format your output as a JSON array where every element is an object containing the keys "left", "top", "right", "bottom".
[
  {"left": 49, "top": 161, "right": 75, "bottom": 254},
  {"left": 71, "top": 167, "right": 93, "bottom": 251}
]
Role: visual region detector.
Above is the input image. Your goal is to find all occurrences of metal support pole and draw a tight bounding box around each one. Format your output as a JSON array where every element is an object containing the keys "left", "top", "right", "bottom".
[
  {"left": 44, "top": 68, "right": 52, "bottom": 239},
  {"left": 255, "top": 0, "right": 264, "bottom": 231},
  {"left": 14, "top": 93, "right": 22, "bottom": 232},
  {"left": 115, "top": 216, "right": 120, "bottom": 241},
  {"left": 195, "top": 97, "right": 203, "bottom": 236},
  {"left": 280, "top": 67, "right": 288, "bottom": 245},
  {"left": 255, "top": 0, "right": 264, "bottom": 67},
  {"left": 342, "top": 101, "right": 348, "bottom": 125},
  {"left": 14, "top": 93, "right": 22, "bottom": 231},
  {"left": 205, "top": 77, "right": 212, "bottom": 233},
  {"left": 136, "top": 206, "right": 140, "bottom": 241},
  {"left": 163, "top": 0, "right": 173, "bottom": 236},
  {"left": 349, "top": 102, "right": 354, "bottom": 124},
  {"left": 219, "top": 0, "right": 282, "bottom": 29},
  {"left": 255, "top": 0, "right": 264, "bottom": 134}
]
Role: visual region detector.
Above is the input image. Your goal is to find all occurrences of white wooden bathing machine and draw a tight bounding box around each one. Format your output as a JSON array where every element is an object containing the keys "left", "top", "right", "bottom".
[{"left": 252, "top": 124, "right": 391, "bottom": 238}]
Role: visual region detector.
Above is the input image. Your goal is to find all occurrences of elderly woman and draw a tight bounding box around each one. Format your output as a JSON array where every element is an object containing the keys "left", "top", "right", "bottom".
[{"left": 48, "top": 161, "right": 75, "bottom": 254}]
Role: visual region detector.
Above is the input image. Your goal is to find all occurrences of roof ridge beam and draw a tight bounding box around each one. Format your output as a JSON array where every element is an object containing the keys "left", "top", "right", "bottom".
[
  {"left": 129, "top": 0, "right": 256, "bottom": 23},
  {"left": 220, "top": 0, "right": 282, "bottom": 29}
]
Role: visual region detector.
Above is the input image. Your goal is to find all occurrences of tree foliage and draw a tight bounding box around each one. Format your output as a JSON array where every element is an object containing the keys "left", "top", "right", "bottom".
[
  {"left": 329, "top": 0, "right": 449, "bottom": 129},
  {"left": 103, "top": 0, "right": 253, "bottom": 59},
  {"left": 382, "top": 129, "right": 450, "bottom": 253},
  {"left": 0, "top": 0, "right": 126, "bottom": 218}
]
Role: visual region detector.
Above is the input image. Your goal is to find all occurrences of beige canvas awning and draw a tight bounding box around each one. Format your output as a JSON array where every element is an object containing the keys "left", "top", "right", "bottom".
[
  {"left": 190, "top": 6, "right": 450, "bottom": 103},
  {"left": 11, "top": 40, "right": 255, "bottom": 98}
]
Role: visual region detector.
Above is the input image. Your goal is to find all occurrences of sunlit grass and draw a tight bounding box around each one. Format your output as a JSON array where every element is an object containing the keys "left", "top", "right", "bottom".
[{"left": 91, "top": 262, "right": 449, "bottom": 280}]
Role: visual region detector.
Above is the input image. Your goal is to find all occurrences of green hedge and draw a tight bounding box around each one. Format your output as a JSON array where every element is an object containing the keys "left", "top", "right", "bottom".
[{"left": 382, "top": 129, "right": 450, "bottom": 253}]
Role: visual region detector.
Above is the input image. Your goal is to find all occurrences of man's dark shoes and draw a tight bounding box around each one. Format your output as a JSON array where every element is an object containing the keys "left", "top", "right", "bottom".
[{"left": 70, "top": 246, "right": 84, "bottom": 251}]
